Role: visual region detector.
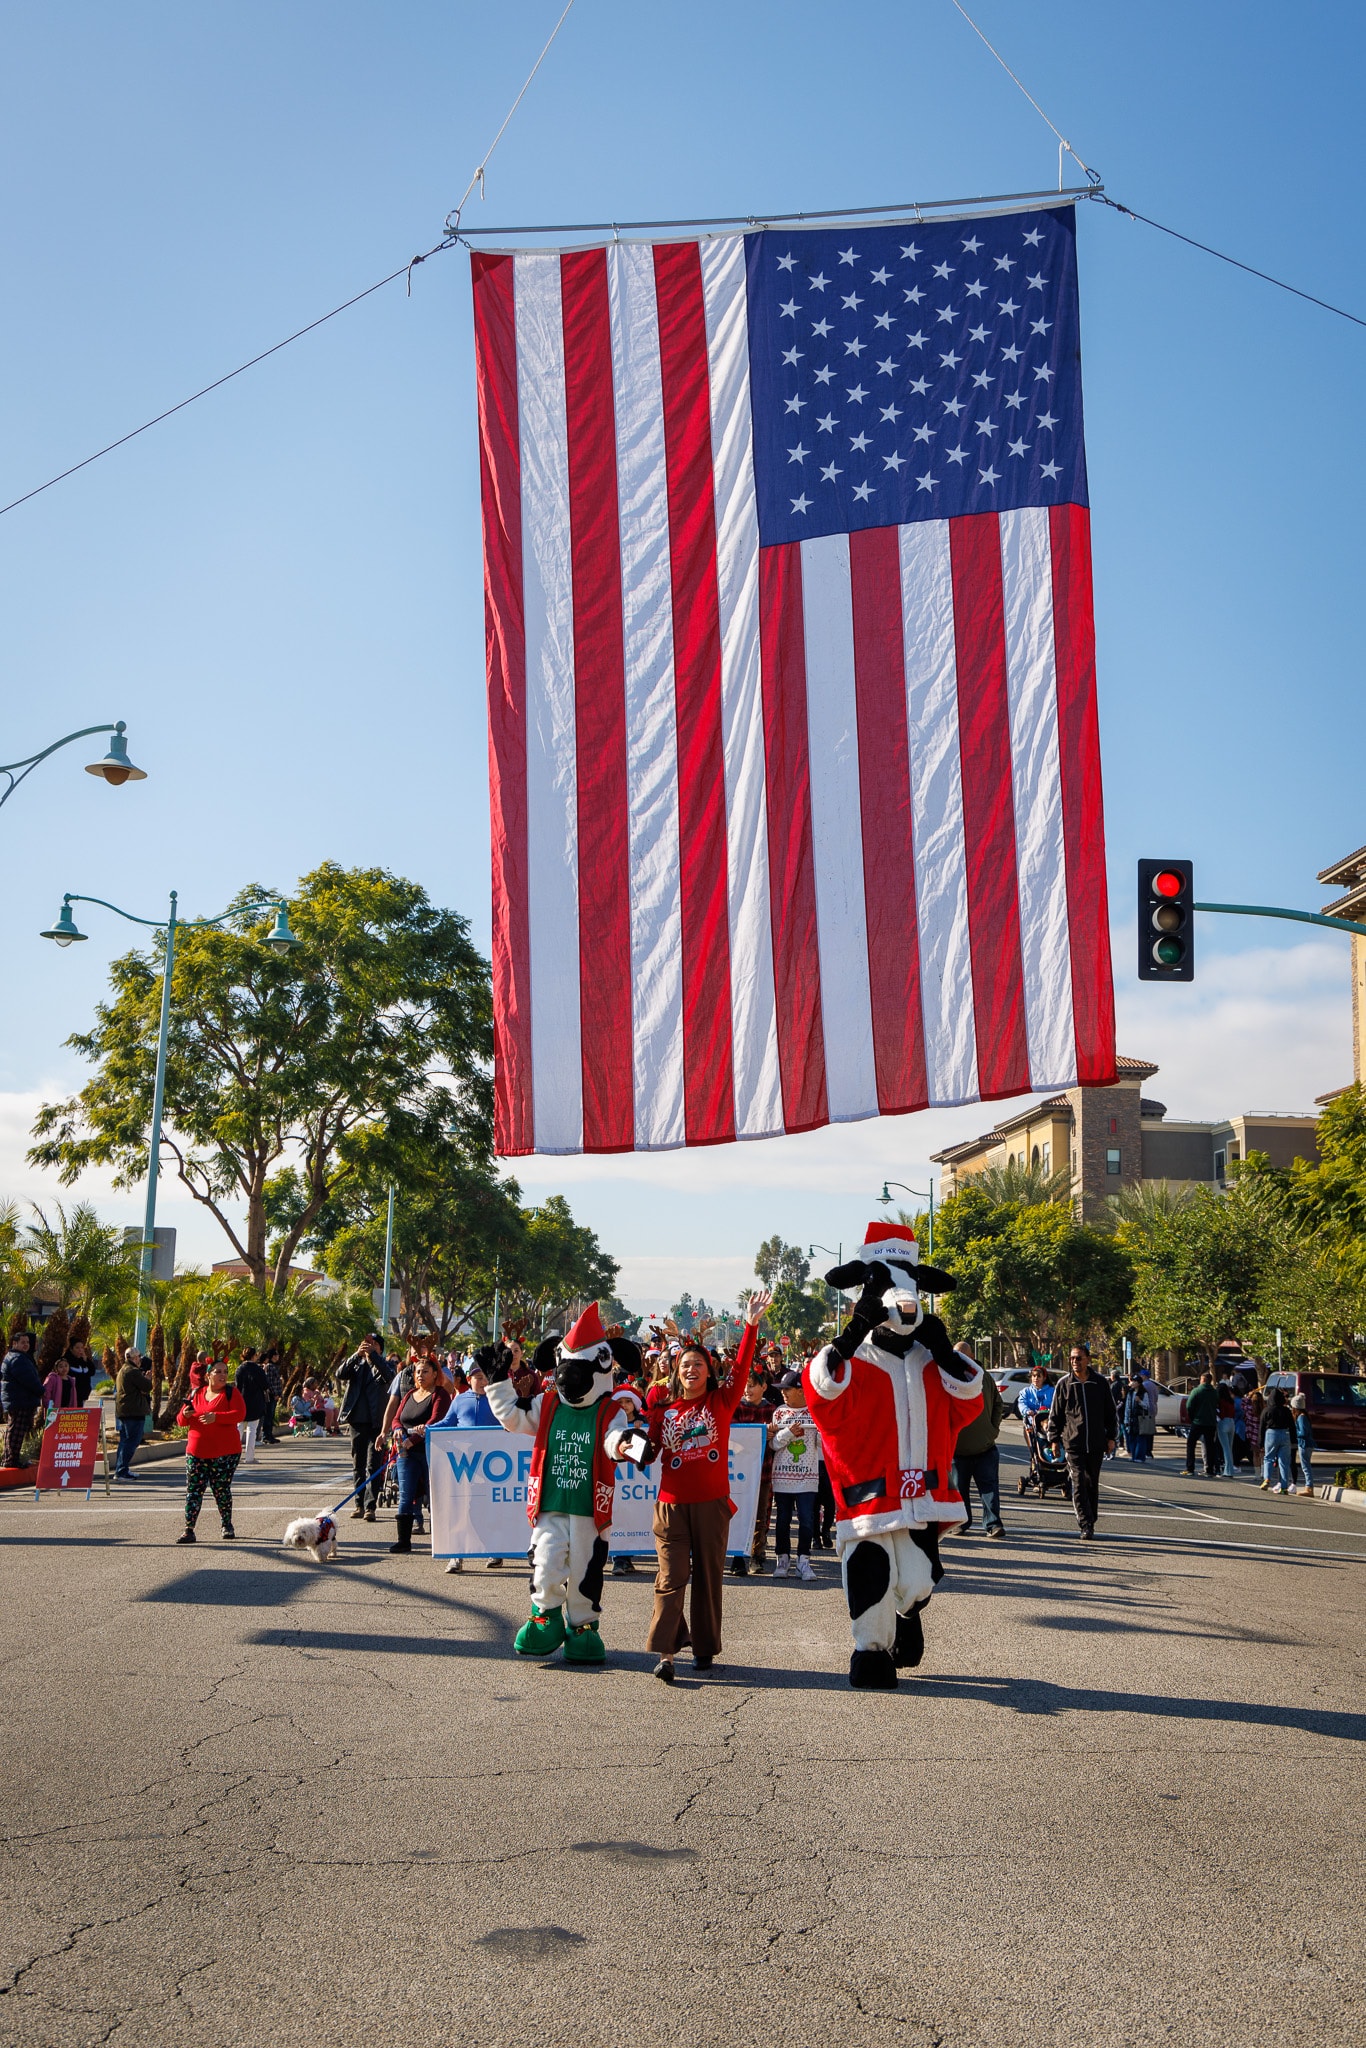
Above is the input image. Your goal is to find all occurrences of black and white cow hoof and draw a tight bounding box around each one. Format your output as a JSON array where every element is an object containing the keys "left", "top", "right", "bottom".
[
  {"left": 849, "top": 1648, "right": 899, "bottom": 1690},
  {"left": 893, "top": 1606, "right": 926, "bottom": 1668}
]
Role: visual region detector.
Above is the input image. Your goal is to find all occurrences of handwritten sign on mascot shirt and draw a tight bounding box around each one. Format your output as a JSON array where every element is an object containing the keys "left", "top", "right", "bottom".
[
  {"left": 35, "top": 1409, "right": 102, "bottom": 1495},
  {"left": 428, "top": 1424, "right": 766, "bottom": 1559}
]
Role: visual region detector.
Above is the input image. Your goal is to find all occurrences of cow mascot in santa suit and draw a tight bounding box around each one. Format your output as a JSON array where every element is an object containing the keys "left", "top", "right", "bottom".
[
  {"left": 483, "top": 1304, "right": 649, "bottom": 1666},
  {"left": 803, "top": 1222, "right": 983, "bottom": 1690}
]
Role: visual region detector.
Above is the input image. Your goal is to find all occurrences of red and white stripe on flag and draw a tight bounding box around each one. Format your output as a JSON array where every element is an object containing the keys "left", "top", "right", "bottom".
[{"left": 473, "top": 235, "right": 1115, "bottom": 1156}]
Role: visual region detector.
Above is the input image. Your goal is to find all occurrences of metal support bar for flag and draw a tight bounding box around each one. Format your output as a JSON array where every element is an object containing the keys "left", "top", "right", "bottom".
[{"left": 458, "top": 184, "right": 1102, "bottom": 244}]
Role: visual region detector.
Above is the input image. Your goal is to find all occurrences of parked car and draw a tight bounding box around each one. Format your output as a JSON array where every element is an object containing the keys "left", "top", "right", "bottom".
[
  {"left": 1151, "top": 1377, "right": 1198, "bottom": 1431},
  {"left": 1262, "top": 1373, "right": 1366, "bottom": 1451},
  {"left": 990, "top": 1367, "right": 1058, "bottom": 1416}
]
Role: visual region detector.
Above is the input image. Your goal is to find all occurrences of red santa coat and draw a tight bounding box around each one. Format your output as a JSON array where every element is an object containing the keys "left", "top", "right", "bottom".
[
  {"left": 802, "top": 1336, "right": 983, "bottom": 1539},
  {"left": 525, "top": 1389, "right": 632, "bottom": 1532}
]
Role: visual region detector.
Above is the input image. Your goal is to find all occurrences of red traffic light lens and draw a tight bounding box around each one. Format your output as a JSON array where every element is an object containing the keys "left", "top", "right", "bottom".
[{"left": 1153, "top": 869, "right": 1183, "bottom": 899}]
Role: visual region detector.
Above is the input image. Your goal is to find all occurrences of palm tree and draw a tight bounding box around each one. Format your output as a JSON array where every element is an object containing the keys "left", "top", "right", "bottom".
[
  {"left": 24, "top": 1202, "right": 143, "bottom": 1339},
  {"left": 1103, "top": 1180, "right": 1198, "bottom": 1238},
  {"left": 0, "top": 1202, "right": 33, "bottom": 1332},
  {"left": 959, "top": 1160, "right": 1074, "bottom": 1207}
]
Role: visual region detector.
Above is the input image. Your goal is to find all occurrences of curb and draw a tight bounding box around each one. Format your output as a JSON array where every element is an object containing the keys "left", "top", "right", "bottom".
[
  {"left": 131, "top": 1439, "right": 187, "bottom": 1466},
  {"left": 1316, "top": 1484, "right": 1366, "bottom": 1516}
]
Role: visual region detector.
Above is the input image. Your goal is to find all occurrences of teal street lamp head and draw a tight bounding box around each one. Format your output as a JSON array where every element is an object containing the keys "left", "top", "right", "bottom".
[
  {"left": 41, "top": 899, "right": 88, "bottom": 947},
  {"left": 85, "top": 721, "right": 146, "bottom": 786},
  {"left": 879, "top": 1183, "right": 892, "bottom": 1204},
  {"left": 262, "top": 902, "right": 301, "bottom": 953}
]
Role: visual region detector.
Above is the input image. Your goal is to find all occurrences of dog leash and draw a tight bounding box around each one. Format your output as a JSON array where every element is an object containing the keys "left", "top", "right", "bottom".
[{"left": 324, "top": 1448, "right": 399, "bottom": 1520}]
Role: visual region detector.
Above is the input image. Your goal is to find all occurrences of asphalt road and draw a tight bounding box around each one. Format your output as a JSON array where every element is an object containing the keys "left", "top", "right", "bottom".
[{"left": 1, "top": 1423, "right": 1363, "bottom": 2048}]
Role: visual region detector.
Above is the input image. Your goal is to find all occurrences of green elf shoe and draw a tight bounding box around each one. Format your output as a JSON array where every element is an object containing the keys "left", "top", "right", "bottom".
[
  {"left": 562, "top": 1619, "right": 606, "bottom": 1666},
  {"left": 513, "top": 1605, "right": 566, "bottom": 1657}
]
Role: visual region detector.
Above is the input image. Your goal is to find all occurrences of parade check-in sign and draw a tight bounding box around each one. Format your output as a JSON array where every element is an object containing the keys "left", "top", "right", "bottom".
[
  {"left": 34, "top": 1409, "right": 103, "bottom": 1497},
  {"left": 427, "top": 1423, "right": 765, "bottom": 1560}
]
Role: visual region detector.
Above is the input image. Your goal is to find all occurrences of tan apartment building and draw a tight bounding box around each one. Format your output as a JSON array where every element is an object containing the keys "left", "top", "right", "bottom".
[
  {"left": 1318, "top": 842, "right": 1366, "bottom": 1090},
  {"left": 932, "top": 1056, "right": 1320, "bottom": 1217}
]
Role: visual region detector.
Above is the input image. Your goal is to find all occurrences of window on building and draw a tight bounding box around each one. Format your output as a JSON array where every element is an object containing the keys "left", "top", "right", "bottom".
[
  {"left": 1043, "top": 1142, "right": 1051, "bottom": 1172},
  {"left": 1105, "top": 1147, "right": 1121, "bottom": 1175},
  {"left": 1031, "top": 1144, "right": 1040, "bottom": 1168},
  {"left": 1214, "top": 1149, "right": 1226, "bottom": 1181}
]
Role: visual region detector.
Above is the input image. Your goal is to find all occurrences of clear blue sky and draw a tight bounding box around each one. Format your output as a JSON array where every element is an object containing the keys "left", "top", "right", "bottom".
[{"left": 2, "top": 1, "right": 1362, "bottom": 1308}]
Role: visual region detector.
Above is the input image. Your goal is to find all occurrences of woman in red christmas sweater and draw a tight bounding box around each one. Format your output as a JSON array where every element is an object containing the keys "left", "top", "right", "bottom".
[{"left": 643, "top": 1286, "right": 771, "bottom": 1683}]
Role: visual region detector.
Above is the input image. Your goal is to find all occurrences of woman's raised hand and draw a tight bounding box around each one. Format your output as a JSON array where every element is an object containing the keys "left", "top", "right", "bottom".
[{"left": 744, "top": 1287, "right": 773, "bottom": 1328}]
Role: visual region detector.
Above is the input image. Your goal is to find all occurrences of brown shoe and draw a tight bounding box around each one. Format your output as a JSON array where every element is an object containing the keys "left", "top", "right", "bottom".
[
  {"left": 365, "top": 1508, "right": 376, "bottom": 1523},
  {"left": 350, "top": 1504, "right": 367, "bottom": 1519}
]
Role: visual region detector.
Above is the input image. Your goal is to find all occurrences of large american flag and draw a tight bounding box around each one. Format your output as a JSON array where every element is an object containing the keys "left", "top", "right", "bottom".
[{"left": 473, "top": 203, "right": 1114, "bottom": 1157}]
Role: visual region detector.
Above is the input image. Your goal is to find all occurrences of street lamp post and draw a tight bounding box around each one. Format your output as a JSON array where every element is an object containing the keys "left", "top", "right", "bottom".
[
  {"left": 2, "top": 722, "right": 146, "bottom": 812},
  {"left": 380, "top": 1184, "right": 396, "bottom": 1341},
  {"left": 808, "top": 1241, "right": 843, "bottom": 1328},
  {"left": 880, "top": 1179, "right": 935, "bottom": 1259},
  {"left": 41, "top": 888, "right": 301, "bottom": 1347}
]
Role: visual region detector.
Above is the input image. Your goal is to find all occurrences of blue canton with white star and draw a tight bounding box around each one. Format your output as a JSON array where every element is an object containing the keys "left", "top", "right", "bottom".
[{"left": 745, "top": 206, "right": 1087, "bottom": 546}]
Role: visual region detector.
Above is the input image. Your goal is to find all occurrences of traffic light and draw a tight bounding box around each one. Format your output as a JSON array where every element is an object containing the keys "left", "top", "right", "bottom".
[{"left": 1137, "top": 859, "right": 1194, "bottom": 981}]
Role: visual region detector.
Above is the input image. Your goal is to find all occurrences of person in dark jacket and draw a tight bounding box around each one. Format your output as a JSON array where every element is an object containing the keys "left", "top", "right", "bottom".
[
  {"left": 1047, "top": 1344, "right": 1117, "bottom": 1540},
  {"left": 64, "top": 1340, "right": 95, "bottom": 1406},
  {"left": 1183, "top": 1369, "right": 1220, "bottom": 1477},
  {"left": 260, "top": 1351, "right": 283, "bottom": 1443},
  {"left": 336, "top": 1333, "right": 393, "bottom": 1522},
  {"left": 234, "top": 1349, "right": 268, "bottom": 1464},
  {"left": 950, "top": 1343, "right": 1005, "bottom": 1538},
  {"left": 114, "top": 1349, "right": 153, "bottom": 1479},
  {"left": 1, "top": 1332, "right": 42, "bottom": 1469}
]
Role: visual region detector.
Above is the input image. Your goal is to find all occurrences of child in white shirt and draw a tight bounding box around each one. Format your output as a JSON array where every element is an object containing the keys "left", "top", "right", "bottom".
[{"left": 769, "top": 1371, "right": 821, "bottom": 1581}]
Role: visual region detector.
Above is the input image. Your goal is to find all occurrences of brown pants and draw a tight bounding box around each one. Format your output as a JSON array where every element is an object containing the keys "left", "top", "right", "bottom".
[{"left": 647, "top": 1497, "right": 732, "bottom": 1662}]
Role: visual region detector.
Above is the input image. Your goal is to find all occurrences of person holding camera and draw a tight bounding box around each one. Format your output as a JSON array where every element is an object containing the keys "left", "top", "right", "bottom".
[
  {"left": 337, "top": 1332, "right": 393, "bottom": 1522},
  {"left": 378, "top": 1356, "right": 450, "bottom": 1554}
]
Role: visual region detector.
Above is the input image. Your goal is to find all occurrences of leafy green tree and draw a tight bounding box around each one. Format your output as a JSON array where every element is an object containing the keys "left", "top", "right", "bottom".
[
  {"left": 766, "top": 1280, "right": 827, "bottom": 1346},
  {"left": 598, "top": 1295, "right": 638, "bottom": 1332},
  {"left": 29, "top": 864, "right": 491, "bottom": 1297},
  {"left": 754, "top": 1236, "right": 810, "bottom": 1288},
  {"left": 278, "top": 1110, "right": 525, "bottom": 1345},
  {"left": 1119, "top": 1186, "right": 1266, "bottom": 1360},
  {"left": 497, "top": 1195, "right": 618, "bottom": 1336},
  {"left": 936, "top": 1186, "right": 1132, "bottom": 1362}
]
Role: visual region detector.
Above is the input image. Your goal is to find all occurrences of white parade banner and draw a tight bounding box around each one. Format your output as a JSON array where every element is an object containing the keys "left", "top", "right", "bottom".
[{"left": 427, "top": 1423, "right": 766, "bottom": 1560}]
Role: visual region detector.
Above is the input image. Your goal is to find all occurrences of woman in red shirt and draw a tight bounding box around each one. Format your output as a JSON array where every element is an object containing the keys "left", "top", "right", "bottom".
[
  {"left": 176, "top": 1357, "right": 247, "bottom": 1545},
  {"left": 644, "top": 1287, "right": 771, "bottom": 1683}
]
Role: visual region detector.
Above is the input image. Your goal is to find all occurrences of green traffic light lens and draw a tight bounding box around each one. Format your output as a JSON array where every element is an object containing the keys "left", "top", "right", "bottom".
[{"left": 1153, "top": 937, "right": 1185, "bottom": 967}]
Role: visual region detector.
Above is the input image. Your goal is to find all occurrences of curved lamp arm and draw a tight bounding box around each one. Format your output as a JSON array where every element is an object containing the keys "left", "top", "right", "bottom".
[{"left": 1, "top": 722, "right": 144, "bottom": 810}]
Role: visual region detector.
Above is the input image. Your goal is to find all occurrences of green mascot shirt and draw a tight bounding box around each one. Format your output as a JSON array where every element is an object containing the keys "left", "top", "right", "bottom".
[{"left": 538, "top": 1400, "right": 598, "bottom": 1516}]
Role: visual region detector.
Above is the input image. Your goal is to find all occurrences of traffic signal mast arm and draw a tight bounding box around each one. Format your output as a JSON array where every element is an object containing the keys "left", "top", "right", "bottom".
[{"left": 1193, "top": 902, "right": 1366, "bottom": 940}]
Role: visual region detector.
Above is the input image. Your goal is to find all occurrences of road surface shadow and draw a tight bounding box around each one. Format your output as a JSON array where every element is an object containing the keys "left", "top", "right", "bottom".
[
  {"left": 245, "top": 1626, "right": 504, "bottom": 1656},
  {"left": 912, "top": 1672, "right": 1365, "bottom": 1741}
]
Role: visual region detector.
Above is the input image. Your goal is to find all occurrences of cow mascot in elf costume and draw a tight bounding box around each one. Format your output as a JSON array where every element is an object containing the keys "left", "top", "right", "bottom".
[
  {"left": 484, "top": 1304, "right": 648, "bottom": 1665},
  {"left": 803, "top": 1222, "right": 983, "bottom": 1691}
]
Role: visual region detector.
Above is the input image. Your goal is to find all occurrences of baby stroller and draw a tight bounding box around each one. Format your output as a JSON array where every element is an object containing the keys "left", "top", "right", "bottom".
[{"left": 1018, "top": 1415, "right": 1072, "bottom": 1500}]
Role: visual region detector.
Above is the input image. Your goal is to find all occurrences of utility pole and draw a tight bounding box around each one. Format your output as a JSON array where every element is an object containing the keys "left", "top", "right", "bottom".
[{"left": 380, "top": 1184, "right": 395, "bottom": 1342}]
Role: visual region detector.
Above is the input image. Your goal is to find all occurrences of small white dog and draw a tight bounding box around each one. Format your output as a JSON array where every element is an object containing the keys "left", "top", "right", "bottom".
[{"left": 282, "top": 1512, "right": 339, "bottom": 1563}]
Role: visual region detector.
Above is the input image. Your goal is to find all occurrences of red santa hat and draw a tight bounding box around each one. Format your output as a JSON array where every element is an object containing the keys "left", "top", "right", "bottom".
[
  {"left": 561, "top": 1302, "right": 609, "bottom": 1357},
  {"left": 857, "top": 1220, "right": 920, "bottom": 1268}
]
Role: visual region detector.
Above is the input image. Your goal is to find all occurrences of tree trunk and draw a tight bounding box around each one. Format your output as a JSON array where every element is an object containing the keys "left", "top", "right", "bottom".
[{"left": 37, "top": 1307, "right": 70, "bottom": 1374}]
